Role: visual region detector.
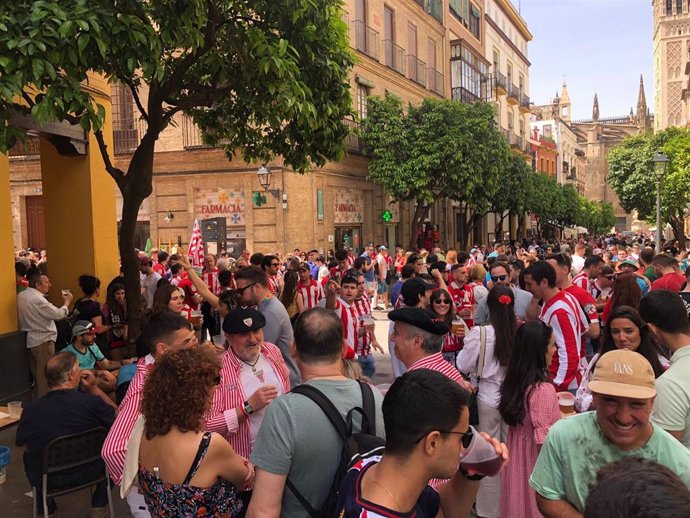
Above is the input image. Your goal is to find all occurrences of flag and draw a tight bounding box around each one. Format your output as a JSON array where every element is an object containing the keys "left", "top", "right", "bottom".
[
  {"left": 188, "top": 219, "right": 205, "bottom": 267},
  {"left": 144, "top": 237, "right": 152, "bottom": 255}
]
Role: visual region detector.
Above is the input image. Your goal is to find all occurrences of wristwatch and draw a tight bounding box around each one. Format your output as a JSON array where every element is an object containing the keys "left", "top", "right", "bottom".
[{"left": 243, "top": 401, "right": 254, "bottom": 415}]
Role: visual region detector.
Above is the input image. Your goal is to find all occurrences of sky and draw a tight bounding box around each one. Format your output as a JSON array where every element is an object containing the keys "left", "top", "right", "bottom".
[{"left": 517, "top": 0, "right": 654, "bottom": 120}]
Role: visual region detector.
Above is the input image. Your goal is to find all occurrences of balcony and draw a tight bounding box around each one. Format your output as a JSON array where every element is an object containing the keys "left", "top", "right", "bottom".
[
  {"left": 509, "top": 133, "right": 522, "bottom": 149},
  {"left": 384, "top": 40, "right": 405, "bottom": 75},
  {"left": 494, "top": 72, "right": 507, "bottom": 95},
  {"left": 181, "top": 116, "right": 230, "bottom": 149},
  {"left": 428, "top": 68, "right": 444, "bottom": 95},
  {"left": 354, "top": 20, "right": 380, "bottom": 61},
  {"left": 408, "top": 55, "right": 426, "bottom": 87},
  {"left": 451, "top": 86, "right": 481, "bottom": 104},
  {"left": 523, "top": 139, "right": 533, "bottom": 155},
  {"left": 344, "top": 117, "right": 364, "bottom": 154},
  {"left": 500, "top": 128, "right": 510, "bottom": 141},
  {"left": 415, "top": 0, "right": 444, "bottom": 23},
  {"left": 507, "top": 83, "right": 520, "bottom": 105},
  {"left": 520, "top": 93, "right": 531, "bottom": 113}
]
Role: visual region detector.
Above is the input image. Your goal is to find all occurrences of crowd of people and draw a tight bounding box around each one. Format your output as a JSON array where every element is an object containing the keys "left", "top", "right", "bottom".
[{"left": 11, "top": 233, "right": 690, "bottom": 518}]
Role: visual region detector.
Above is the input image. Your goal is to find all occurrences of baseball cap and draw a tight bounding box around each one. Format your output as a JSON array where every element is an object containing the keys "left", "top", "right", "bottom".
[
  {"left": 222, "top": 307, "right": 266, "bottom": 334},
  {"left": 470, "top": 248, "right": 478, "bottom": 254},
  {"left": 388, "top": 307, "right": 450, "bottom": 335},
  {"left": 139, "top": 255, "right": 152, "bottom": 266},
  {"left": 618, "top": 259, "right": 638, "bottom": 269},
  {"left": 588, "top": 349, "right": 656, "bottom": 399},
  {"left": 72, "top": 320, "right": 95, "bottom": 337},
  {"left": 379, "top": 245, "right": 388, "bottom": 251}
]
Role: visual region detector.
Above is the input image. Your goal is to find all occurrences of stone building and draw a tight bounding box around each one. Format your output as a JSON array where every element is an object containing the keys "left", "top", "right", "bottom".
[{"left": 653, "top": 0, "right": 690, "bottom": 129}]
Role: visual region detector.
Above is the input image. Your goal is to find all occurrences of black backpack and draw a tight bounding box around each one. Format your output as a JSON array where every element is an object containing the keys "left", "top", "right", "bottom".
[{"left": 286, "top": 381, "right": 385, "bottom": 518}]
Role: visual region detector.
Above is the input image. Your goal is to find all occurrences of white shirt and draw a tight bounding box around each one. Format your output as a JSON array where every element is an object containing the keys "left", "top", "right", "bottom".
[
  {"left": 141, "top": 271, "right": 162, "bottom": 308},
  {"left": 456, "top": 325, "right": 506, "bottom": 408},
  {"left": 238, "top": 355, "right": 284, "bottom": 448},
  {"left": 17, "top": 287, "right": 70, "bottom": 348},
  {"left": 571, "top": 254, "right": 585, "bottom": 275}
]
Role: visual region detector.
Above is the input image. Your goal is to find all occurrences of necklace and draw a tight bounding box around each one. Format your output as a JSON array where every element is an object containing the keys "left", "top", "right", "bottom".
[
  {"left": 235, "top": 352, "right": 265, "bottom": 382},
  {"left": 369, "top": 476, "right": 404, "bottom": 511}
]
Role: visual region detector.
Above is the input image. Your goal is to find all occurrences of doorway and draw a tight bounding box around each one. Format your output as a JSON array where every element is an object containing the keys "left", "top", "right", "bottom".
[
  {"left": 335, "top": 226, "right": 362, "bottom": 253},
  {"left": 25, "top": 196, "right": 46, "bottom": 250}
]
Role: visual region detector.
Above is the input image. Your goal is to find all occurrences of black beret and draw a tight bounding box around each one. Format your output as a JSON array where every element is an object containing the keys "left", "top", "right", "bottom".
[
  {"left": 222, "top": 307, "right": 266, "bottom": 334},
  {"left": 388, "top": 307, "right": 449, "bottom": 335}
]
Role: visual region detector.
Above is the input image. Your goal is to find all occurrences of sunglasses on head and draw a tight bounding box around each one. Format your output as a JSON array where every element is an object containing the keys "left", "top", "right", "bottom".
[{"left": 491, "top": 275, "right": 507, "bottom": 282}]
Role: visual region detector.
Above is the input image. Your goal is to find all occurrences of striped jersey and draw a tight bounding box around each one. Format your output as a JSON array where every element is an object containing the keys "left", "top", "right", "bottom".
[
  {"left": 202, "top": 268, "right": 221, "bottom": 295},
  {"left": 571, "top": 271, "right": 589, "bottom": 292},
  {"left": 540, "top": 290, "right": 589, "bottom": 391},
  {"left": 352, "top": 296, "right": 373, "bottom": 356},
  {"left": 298, "top": 279, "right": 324, "bottom": 310},
  {"left": 333, "top": 297, "right": 361, "bottom": 352},
  {"left": 267, "top": 274, "right": 280, "bottom": 296}
]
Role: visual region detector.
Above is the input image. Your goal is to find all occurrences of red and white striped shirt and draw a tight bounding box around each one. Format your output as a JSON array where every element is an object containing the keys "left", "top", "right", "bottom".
[
  {"left": 102, "top": 354, "right": 155, "bottom": 485},
  {"left": 267, "top": 274, "right": 280, "bottom": 296},
  {"left": 447, "top": 281, "right": 475, "bottom": 328},
  {"left": 347, "top": 255, "right": 355, "bottom": 268},
  {"left": 571, "top": 271, "right": 589, "bottom": 292},
  {"left": 540, "top": 290, "right": 588, "bottom": 392},
  {"left": 298, "top": 279, "right": 323, "bottom": 310},
  {"left": 202, "top": 268, "right": 222, "bottom": 295},
  {"left": 204, "top": 342, "right": 290, "bottom": 459},
  {"left": 333, "top": 297, "right": 361, "bottom": 352},
  {"left": 408, "top": 352, "right": 473, "bottom": 393},
  {"left": 353, "top": 296, "right": 373, "bottom": 356}
]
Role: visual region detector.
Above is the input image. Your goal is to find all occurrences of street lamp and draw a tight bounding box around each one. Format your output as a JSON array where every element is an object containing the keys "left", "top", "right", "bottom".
[
  {"left": 256, "top": 164, "right": 286, "bottom": 206},
  {"left": 652, "top": 151, "right": 669, "bottom": 254}
]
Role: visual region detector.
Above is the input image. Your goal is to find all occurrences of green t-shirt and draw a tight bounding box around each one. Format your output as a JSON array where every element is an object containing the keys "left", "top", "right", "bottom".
[
  {"left": 652, "top": 346, "right": 690, "bottom": 448},
  {"left": 63, "top": 342, "right": 105, "bottom": 370},
  {"left": 529, "top": 411, "right": 690, "bottom": 512},
  {"left": 643, "top": 266, "right": 659, "bottom": 283}
]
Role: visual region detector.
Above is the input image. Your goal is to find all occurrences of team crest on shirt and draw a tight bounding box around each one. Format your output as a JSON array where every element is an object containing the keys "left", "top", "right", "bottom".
[
  {"left": 584, "top": 303, "right": 596, "bottom": 315},
  {"left": 243, "top": 318, "right": 253, "bottom": 327}
]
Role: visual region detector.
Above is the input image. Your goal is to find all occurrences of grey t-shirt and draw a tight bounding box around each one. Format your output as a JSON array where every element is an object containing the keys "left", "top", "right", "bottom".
[
  {"left": 259, "top": 297, "right": 300, "bottom": 387},
  {"left": 250, "top": 379, "right": 385, "bottom": 518},
  {"left": 475, "top": 285, "right": 532, "bottom": 324}
]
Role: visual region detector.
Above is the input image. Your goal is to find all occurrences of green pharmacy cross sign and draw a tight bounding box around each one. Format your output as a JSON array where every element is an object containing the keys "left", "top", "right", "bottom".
[
  {"left": 382, "top": 210, "right": 393, "bottom": 222},
  {"left": 253, "top": 191, "right": 267, "bottom": 207}
]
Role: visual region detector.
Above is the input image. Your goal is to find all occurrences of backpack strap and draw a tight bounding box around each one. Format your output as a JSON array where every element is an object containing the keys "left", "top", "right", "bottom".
[
  {"left": 285, "top": 384, "right": 350, "bottom": 518},
  {"left": 358, "top": 381, "right": 376, "bottom": 436}
]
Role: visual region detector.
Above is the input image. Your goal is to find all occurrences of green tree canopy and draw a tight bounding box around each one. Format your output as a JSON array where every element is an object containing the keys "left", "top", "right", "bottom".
[
  {"left": 608, "top": 126, "right": 690, "bottom": 246},
  {"left": 0, "top": 0, "right": 354, "bottom": 341},
  {"left": 362, "top": 93, "right": 512, "bottom": 248}
]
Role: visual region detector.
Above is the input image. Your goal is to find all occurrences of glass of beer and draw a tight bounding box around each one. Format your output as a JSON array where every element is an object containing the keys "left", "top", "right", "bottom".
[
  {"left": 557, "top": 392, "right": 575, "bottom": 415},
  {"left": 452, "top": 319, "right": 465, "bottom": 337},
  {"left": 363, "top": 316, "right": 376, "bottom": 332},
  {"left": 190, "top": 309, "right": 203, "bottom": 327}
]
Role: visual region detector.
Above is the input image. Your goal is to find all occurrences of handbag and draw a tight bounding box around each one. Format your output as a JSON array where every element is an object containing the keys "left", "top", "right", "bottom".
[{"left": 468, "top": 325, "right": 487, "bottom": 425}]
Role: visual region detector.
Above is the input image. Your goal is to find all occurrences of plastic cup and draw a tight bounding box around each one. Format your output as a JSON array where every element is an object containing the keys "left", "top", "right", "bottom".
[
  {"left": 61, "top": 289, "right": 70, "bottom": 296},
  {"left": 557, "top": 392, "right": 575, "bottom": 414},
  {"left": 459, "top": 425, "right": 504, "bottom": 477},
  {"left": 451, "top": 319, "right": 465, "bottom": 337},
  {"left": 190, "top": 310, "right": 203, "bottom": 327},
  {"left": 363, "top": 317, "right": 376, "bottom": 332},
  {"left": 211, "top": 334, "right": 226, "bottom": 348},
  {"left": 7, "top": 401, "right": 21, "bottom": 419}
]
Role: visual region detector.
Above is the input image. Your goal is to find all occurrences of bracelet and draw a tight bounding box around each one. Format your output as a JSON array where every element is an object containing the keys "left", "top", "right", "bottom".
[{"left": 459, "top": 465, "right": 486, "bottom": 481}]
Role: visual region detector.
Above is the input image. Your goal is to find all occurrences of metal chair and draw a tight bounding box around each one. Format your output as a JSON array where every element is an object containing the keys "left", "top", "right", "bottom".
[{"left": 32, "top": 426, "right": 114, "bottom": 518}]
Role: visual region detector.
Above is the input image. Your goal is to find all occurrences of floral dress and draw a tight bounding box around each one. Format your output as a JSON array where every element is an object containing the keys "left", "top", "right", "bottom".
[{"left": 138, "top": 432, "right": 243, "bottom": 517}]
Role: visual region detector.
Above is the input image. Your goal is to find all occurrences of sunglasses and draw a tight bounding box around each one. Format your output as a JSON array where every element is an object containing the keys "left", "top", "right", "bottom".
[
  {"left": 236, "top": 282, "right": 258, "bottom": 293},
  {"left": 433, "top": 298, "right": 451, "bottom": 304},
  {"left": 415, "top": 427, "right": 473, "bottom": 448},
  {"left": 603, "top": 275, "right": 616, "bottom": 280},
  {"left": 491, "top": 275, "right": 507, "bottom": 282}
]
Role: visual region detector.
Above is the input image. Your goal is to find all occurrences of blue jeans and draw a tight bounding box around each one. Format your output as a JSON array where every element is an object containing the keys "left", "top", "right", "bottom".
[{"left": 357, "top": 354, "right": 376, "bottom": 378}]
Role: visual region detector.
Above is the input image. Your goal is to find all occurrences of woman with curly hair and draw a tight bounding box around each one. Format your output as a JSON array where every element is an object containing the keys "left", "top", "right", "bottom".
[{"left": 138, "top": 348, "right": 248, "bottom": 517}]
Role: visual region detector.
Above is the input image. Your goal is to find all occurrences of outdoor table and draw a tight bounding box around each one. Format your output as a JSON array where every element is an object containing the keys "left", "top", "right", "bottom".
[{"left": 0, "top": 406, "right": 22, "bottom": 430}]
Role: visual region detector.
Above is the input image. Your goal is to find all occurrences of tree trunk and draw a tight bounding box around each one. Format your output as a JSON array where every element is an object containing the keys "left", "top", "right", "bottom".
[
  {"left": 119, "top": 136, "right": 157, "bottom": 354},
  {"left": 494, "top": 213, "right": 506, "bottom": 241},
  {"left": 670, "top": 216, "right": 686, "bottom": 250},
  {"left": 462, "top": 207, "right": 475, "bottom": 250},
  {"left": 408, "top": 200, "right": 431, "bottom": 250}
]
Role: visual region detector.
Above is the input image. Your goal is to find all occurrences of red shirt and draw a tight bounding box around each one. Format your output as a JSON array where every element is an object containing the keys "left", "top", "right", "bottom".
[
  {"left": 447, "top": 281, "right": 475, "bottom": 328},
  {"left": 298, "top": 279, "right": 323, "bottom": 309},
  {"left": 651, "top": 272, "right": 685, "bottom": 292},
  {"left": 177, "top": 277, "right": 199, "bottom": 310}
]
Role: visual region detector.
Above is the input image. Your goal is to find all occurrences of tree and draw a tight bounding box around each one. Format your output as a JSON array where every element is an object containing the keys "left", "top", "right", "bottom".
[
  {"left": 524, "top": 172, "right": 559, "bottom": 235},
  {"left": 0, "top": 0, "right": 354, "bottom": 342},
  {"left": 362, "top": 93, "right": 512, "bottom": 249},
  {"left": 576, "top": 198, "right": 615, "bottom": 237},
  {"left": 607, "top": 126, "right": 689, "bottom": 247},
  {"left": 555, "top": 184, "right": 579, "bottom": 230},
  {"left": 485, "top": 153, "right": 529, "bottom": 238}
]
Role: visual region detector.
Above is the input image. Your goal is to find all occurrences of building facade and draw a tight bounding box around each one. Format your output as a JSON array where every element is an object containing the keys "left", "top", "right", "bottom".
[
  {"left": 9, "top": 0, "right": 536, "bottom": 254},
  {"left": 653, "top": 0, "right": 690, "bottom": 130}
]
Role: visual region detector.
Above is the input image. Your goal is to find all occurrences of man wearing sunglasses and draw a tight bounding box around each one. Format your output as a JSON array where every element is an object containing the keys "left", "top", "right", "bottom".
[
  {"left": 474, "top": 262, "right": 531, "bottom": 325},
  {"left": 336, "top": 369, "right": 507, "bottom": 518}
]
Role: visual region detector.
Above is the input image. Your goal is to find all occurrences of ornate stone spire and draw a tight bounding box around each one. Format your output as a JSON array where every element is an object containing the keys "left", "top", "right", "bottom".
[
  {"left": 592, "top": 93, "right": 599, "bottom": 122},
  {"left": 636, "top": 75, "right": 648, "bottom": 122}
]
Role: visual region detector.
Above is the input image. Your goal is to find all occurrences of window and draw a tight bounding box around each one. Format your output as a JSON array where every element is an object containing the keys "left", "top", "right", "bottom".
[
  {"left": 450, "top": 42, "right": 489, "bottom": 101},
  {"left": 667, "top": 0, "right": 673, "bottom": 15},
  {"left": 540, "top": 158, "right": 544, "bottom": 173},
  {"left": 519, "top": 74, "right": 524, "bottom": 92},
  {"left": 428, "top": 39, "right": 437, "bottom": 69},
  {"left": 519, "top": 120, "right": 524, "bottom": 138},
  {"left": 507, "top": 62, "right": 513, "bottom": 85},
  {"left": 493, "top": 49, "right": 499, "bottom": 71},
  {"left": 384, "top": 6, "right": 394, "bottom": 41},
  {"left": 508, "top": 111, "right": 514, "bottom": 131},
  {"left": 355, "top": 0, "right": 366, "bottom": 21},
  {"left": 469, "top": 5, "right": 481, "bottom": 39},
  {"left": 357, "top": 84, "right": 370, "bottom": 119},
  {"left": 450, "top": 0, "right": 469, "bottom": 26},
  {"left": 678, "top": 0, "right": 683, "bottom": 14},
  {"left": 407, "top": 23, "right": 417, "bottom": 57}
]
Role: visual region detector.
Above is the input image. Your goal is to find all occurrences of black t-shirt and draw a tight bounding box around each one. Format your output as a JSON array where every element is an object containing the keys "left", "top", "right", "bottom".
[
  {"left": 16, "top": 389, "right": 115, "bottom": 476},
  {"left": 75, "top": 299, "right": 102, "bottom": 322}
]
